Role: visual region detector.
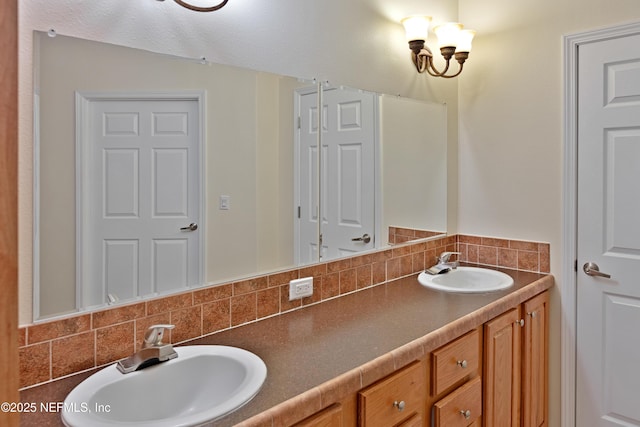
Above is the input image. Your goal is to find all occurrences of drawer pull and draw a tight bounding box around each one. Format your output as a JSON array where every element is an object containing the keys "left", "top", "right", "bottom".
[
  {"left": 393, "top": 400, "right": 406, "bottom": 412},
  {"left": 460, "top": 409, "right": 472, "bottom": 419},
  {"left": 456, "top": 359, "right": 468, "bottom": 368}
]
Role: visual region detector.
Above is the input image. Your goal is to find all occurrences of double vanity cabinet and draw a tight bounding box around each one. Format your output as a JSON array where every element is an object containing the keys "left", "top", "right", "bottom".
[
  {"left": 19, "top": 268, "right": 552, "bottom": 427},
  {"left": 294, "top": 290, "right": 549, "bottom": 427}
]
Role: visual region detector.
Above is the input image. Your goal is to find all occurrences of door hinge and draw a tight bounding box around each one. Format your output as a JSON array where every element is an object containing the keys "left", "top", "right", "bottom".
[
  {"left": 297, "top": 116, "right": 301, "bottom": 129},
  {"left": 574, "top": 259, "right": 578, "bottom": 272},
  {"left": 297, "top": 206, "right": 301, "bottom": 218}
]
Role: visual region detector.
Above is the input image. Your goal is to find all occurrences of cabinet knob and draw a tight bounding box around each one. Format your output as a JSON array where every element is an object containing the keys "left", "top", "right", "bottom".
[
  {"left": 528, "top": 311, "right": 537, "bottom": 319},
  {"left": 517, "top": 318, "right": 525, "bottom": 327},
  {"left": 393, "top": 400, "right": 406, "bottom": 412},
  {"left": 460, "top": 409, "right": 472, "bottom": 419},
  {"left": 456, "top": 359, "right": 468, "bottom": 368}
]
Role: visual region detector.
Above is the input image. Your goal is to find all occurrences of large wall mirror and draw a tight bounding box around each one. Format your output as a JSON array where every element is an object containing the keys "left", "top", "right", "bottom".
[{"left": 33, "top": 31, "right": 447, "bottom": 320}]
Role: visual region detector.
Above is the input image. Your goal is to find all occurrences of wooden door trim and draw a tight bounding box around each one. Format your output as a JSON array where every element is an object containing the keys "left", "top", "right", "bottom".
[
  {"left": 0, "top": 0, "right": 20, "bottom": 425},
  {"left": 562, "top": 20, "right": 640, "bottom": 427}
]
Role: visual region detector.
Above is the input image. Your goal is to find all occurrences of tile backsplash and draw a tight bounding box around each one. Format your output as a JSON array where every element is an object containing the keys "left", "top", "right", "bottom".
[
  {"left": 387, "top": 226, "right": 444, "bottom": 245},
  {"left": 18, "top": 234, "right": 549, "bottom": 389},
  {"left": 457, "top": 234, "right": 550, "bottom": 273}
]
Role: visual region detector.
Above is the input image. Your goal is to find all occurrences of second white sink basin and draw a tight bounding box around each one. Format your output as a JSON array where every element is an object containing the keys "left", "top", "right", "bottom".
[
  {"left": 62, "top": 345, "right": 267, "bottom": 427},
  {"left": 418, "top": 266, "right": 514, "bottom": 293}
]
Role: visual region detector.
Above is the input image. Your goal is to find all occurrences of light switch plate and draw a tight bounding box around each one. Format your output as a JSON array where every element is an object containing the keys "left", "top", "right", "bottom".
[{"left": 219, "top": 195, "right": 230, "bottom": 210}]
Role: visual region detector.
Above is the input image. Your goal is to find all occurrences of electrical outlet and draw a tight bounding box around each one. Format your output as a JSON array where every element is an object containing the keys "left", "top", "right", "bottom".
[{"left": 289, "top": 277, "right": 313, "bottom": 300}]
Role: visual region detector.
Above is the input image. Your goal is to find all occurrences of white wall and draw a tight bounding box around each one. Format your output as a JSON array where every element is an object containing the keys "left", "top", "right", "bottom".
[
  {"left": 457, "top": 0, "right": 640, "bottom": 256},
  {"left": 380, "top": 95, "right": 447, "bottom": 236},
  {"left": 457, "top": 1, "right": 640, "bottom": 425}
]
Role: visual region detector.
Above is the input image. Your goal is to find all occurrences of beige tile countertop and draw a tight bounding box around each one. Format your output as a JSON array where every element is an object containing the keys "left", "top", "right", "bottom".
[{"left": 20, "top": 265, "right": 553, "bottom": 427}]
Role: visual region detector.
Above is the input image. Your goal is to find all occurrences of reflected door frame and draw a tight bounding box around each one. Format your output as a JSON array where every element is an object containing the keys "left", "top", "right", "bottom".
[
  {"left": 73, "top": 91, "right": 206, "bottom": 311},
  {"left": 293, "top": 85, "right": 321, "bottom": 265},
  {"left": 294, "top": 85, "right": 381, "bottom": 265}
]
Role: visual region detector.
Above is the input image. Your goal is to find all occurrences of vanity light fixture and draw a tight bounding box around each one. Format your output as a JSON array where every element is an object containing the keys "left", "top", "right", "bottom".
[
  {"left": 158, "top": 0, "right": 229, "bottom": 12},
  {"left": 401, "top": 16, "right": 475, "bottom": 78}
]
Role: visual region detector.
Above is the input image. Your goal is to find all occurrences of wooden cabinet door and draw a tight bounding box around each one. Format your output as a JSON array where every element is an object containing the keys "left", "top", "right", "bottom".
[
  {"left": 484, "top": 307, "right": 521, "bottom": 427},
  {"left": 522, "top": 291, "right": 549, "bottom": 427}
]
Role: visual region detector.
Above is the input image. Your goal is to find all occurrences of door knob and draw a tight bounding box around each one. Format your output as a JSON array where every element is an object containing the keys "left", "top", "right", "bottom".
[
  {"left": 352, "top": 234, "right": 371, "bottom": 244},
  {"left": 180, "top": 223, "right": 198, "bottom": 231},
  {"left": 583, "top": 262, "right": 611, "bottom": 279}
]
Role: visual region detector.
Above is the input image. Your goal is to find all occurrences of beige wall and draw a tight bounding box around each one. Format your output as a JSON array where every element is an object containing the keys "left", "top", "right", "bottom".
[{"left": 458, "top": 1, "right": 640, "bottom": 425}]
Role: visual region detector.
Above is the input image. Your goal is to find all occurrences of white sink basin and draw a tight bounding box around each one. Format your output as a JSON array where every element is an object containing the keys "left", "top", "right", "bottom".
[
  {"left": 62, "top": 345, "right": 267, "bottom": 427},
  {"left": 418, "top": 266, "right": 514, "bottom": 293}
]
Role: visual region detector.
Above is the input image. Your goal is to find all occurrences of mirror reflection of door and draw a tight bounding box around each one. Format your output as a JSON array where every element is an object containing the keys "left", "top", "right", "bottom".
[
  {"left": 295, "top": 86, "right": 376, "bottom": 265},
  {"left": 320, "top": 87, "right": 376, "bottom": 261},
  {"left": 77, "top": 93, "right": 203, "bottom": 308}
]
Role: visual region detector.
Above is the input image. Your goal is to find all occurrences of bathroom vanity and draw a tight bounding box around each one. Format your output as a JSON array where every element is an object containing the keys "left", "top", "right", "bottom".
[
  {"left": 287, "top": 284, "right": 549, "bottom": 427},
  {"left": 20, "top": 267, "right": 552, "bottom": 426}
]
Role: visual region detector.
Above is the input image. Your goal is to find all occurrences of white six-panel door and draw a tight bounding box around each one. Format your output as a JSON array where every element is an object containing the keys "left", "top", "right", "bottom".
[
  {"left": 77, "top": 94, "right": 202, "bottom": 308},
  {"left": 576, "top": 32, "right": 640, "bottom": 426},
  {"left": 320, "top": 87, "right": 375, "bottom": 261},
  {"left": 295, "top": 86, "right": 376, "bottom": 264}
]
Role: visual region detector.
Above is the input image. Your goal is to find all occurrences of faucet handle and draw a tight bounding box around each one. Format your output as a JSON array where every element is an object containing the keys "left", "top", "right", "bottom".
[
  {"left": 143, "top": 324, "right": 175, "bottom": 348},
  {"left": 438, "top": 251, "right": 461, "bottom": 263}
]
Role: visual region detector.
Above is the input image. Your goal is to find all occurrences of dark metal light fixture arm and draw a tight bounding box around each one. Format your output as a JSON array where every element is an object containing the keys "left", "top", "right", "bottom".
[
  {"left": 173, "top": 0, "right": 229, "bottom": 12},
  {"left": 428, "top": 58, "right": 464, "bottom": 78},
  {"left": 412, "top": 48, "right": 466, "bottom": 78},
  {"left": 424, "top": 56, "right": 452, "bottom": 77}
]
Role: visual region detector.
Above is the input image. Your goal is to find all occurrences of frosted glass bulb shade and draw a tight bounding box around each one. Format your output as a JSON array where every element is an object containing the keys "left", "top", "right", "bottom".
[
  {"left": 456, "top": 29, "right": 476, "bottom": 52},
  {"left": 402, "top": 16, "right": 432, "bottom": 42},
  {"left": 433, "top": 22, "right": 463, "bottom": 48}
]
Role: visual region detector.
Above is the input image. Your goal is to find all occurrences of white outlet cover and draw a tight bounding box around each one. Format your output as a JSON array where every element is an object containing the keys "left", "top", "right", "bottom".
[{"left": 289, "top": 277, "right": 313, "bottom": 300}]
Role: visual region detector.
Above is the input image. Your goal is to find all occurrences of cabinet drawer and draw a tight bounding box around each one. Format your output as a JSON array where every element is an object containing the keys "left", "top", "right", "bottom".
[
  {"left": 398, "top": 413, "right": 422, "bottom": 427},
  {"left": 432, "top": 329, "right": 480, "bottom": 395},
  {"left": 433, "top": 376, "right": 482, "bottom": 427},
  {"left": 294, "top": 403, "right": 343, "bottom": 427},
  {"left": 358, "top": 361, "right": 424, "bottom": 427}
]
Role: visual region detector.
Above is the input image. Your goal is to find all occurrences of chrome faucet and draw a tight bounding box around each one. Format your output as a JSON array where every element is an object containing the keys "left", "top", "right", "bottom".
[
  {"left": 116, "top": 324, "right": 178, "bottom": 374},
  {"left": 437, "top": 251, "right": 461, "bottom": 269},
  {"left": 425, "top": 251, "right": 462, "bottom": 275}
]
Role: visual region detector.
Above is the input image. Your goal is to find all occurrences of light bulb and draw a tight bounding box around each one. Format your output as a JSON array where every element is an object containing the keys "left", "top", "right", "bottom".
[
  {"left": 433, "top": 22, "right": 463, "bottom": 48},
  {"left": 456, "top": 29, "right": 476, "bottom": 53},
  {"left": 401, "top": 16, "right": 432, "bottom": 42}
]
